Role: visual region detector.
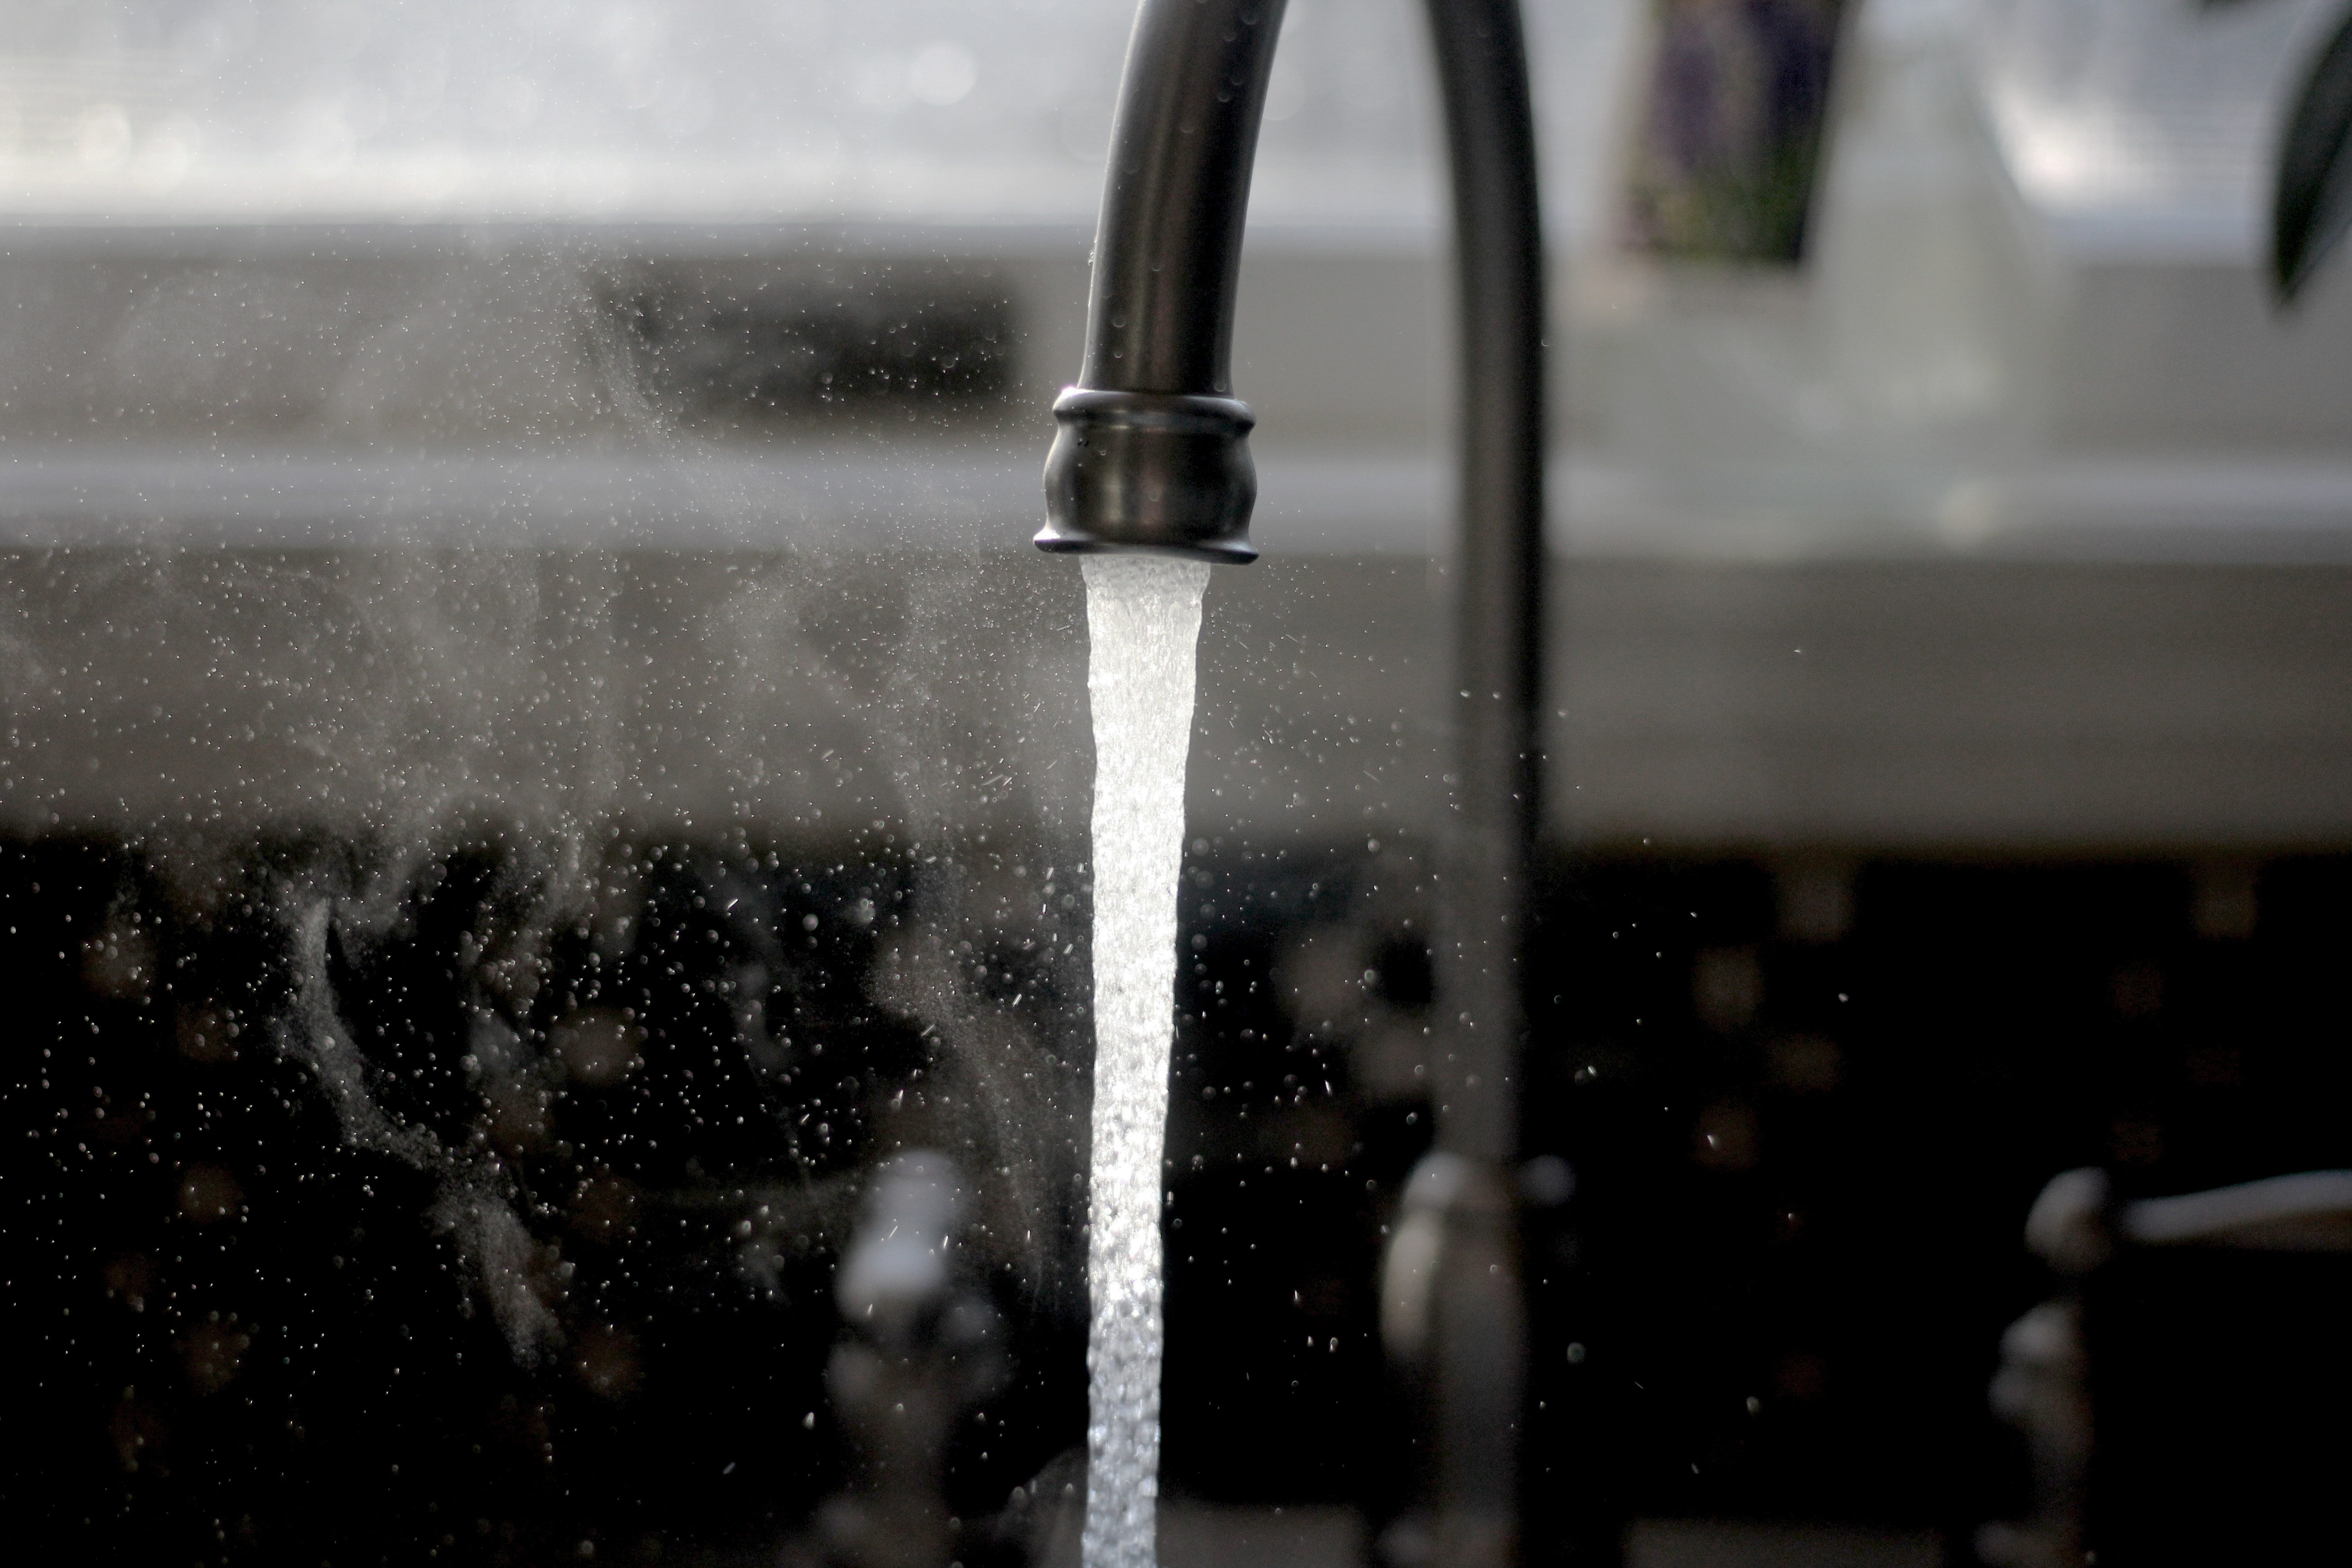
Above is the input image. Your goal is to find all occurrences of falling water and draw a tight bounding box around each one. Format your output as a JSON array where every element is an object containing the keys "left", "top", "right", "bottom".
[{"left": 1078, "top": 554, "right": 1211, "bottom": 1568}]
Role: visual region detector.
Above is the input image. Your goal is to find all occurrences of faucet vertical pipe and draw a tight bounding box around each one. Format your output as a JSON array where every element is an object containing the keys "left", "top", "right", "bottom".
[
  {"left": 1038, "top": 0, "right": 1547, "bottom": 1560},
  {"left": 1424, "top": 0, "right": 1546, "bottom": 1169},
  {"left": 1413, "top": 7, "right": 1544, "bottom": 1563}
]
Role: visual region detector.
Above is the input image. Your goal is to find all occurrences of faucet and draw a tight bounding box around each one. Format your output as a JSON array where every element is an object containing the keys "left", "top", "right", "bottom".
[
  {"left": 822, "top": 1152, "right": 1009, "bottom": 1568},
  {"left": 1037, "top": 1, "right": 1547, "bottom": 1562}
]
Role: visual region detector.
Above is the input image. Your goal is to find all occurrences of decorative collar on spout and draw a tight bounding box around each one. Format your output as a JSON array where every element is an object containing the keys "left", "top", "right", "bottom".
[{"left": 1037, "top": 388, "right": 1258, "bottom": 564}]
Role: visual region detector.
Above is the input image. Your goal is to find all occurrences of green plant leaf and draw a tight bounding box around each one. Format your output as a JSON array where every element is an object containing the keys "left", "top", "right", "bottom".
[{"left": 2274, "top": 3, "right": 2352, "bottom": 302}]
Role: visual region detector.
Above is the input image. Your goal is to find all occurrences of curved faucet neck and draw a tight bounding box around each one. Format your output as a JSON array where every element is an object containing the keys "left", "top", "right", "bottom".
[{"left": 1082, "top": 0, "right": 1288, "bottom": 396}]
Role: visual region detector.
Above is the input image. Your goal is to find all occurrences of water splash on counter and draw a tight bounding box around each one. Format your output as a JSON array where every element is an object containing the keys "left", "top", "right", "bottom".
[{"left": 1078, "top": 554, "right": 1210, "bottom": 1568}]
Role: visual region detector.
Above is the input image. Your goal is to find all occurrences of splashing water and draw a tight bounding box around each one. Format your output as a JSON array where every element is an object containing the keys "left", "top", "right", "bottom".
[{"left": 1078, "top": 554, "right": 1210, "bottom": 1568}]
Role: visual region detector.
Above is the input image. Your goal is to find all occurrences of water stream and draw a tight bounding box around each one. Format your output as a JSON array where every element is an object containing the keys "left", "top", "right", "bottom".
[{"left": 1078, "top": 554, "right": 1213, "bottom": 1568}]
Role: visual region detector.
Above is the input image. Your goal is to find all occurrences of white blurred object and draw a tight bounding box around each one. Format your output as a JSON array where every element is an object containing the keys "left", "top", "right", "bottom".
[
  {"left": 1973, "top": 0, "right": 2343, "bottom": 259},
  {"left": 834, "top": 1148, "right": 970, "bottom": 1338}
]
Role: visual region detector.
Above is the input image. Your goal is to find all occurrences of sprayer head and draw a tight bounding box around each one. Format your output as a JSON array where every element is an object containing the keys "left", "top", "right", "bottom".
[{"left": 1037, "top": 387, "right": 1258, "bottom": 564}]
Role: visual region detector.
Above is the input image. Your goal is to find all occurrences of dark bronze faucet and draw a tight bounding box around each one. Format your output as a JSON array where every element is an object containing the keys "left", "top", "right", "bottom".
[{"left": 1035, "top": 2, "right": 1548, "bottom": 1560}]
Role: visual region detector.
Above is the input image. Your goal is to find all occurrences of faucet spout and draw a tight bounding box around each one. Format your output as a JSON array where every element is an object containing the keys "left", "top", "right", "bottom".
[{"left": 1037, "top": 0, "right": 1285, "bottom": 562}]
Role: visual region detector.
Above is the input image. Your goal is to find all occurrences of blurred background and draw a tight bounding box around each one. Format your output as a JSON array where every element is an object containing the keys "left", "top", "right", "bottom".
[{"left": 9, "top": 0, "right": 2352, "bottom": 1564}]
